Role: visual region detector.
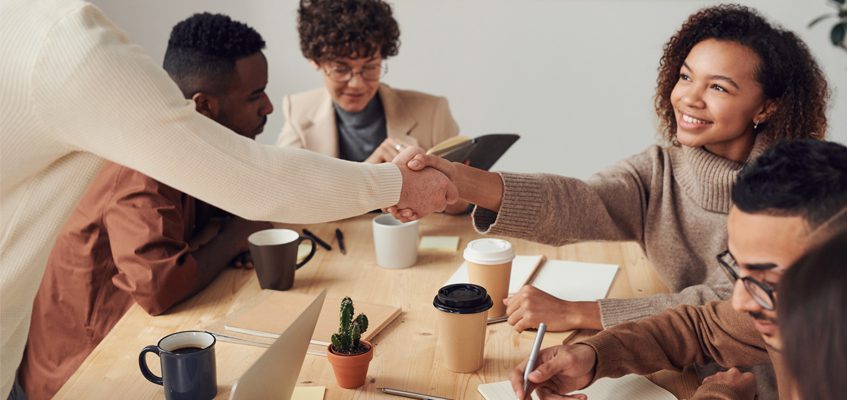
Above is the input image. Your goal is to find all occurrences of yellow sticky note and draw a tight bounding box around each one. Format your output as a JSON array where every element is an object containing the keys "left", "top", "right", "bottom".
[
  {"left": 419, "top": 236, "right": 460, "bottom": 251},
  {"left": 292, "top": 386, "right": 325, "bottom": 400}
]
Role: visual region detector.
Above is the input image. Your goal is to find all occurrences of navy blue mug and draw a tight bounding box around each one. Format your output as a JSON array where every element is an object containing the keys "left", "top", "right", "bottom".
[{"left": 139, "top": 330, "right": 217, "bottom": 400}]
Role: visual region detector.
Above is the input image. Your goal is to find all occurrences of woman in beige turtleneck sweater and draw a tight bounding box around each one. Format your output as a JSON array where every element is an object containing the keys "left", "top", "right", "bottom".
[{"left": 397, "top": 4, "right": 829, "bottom": 333}]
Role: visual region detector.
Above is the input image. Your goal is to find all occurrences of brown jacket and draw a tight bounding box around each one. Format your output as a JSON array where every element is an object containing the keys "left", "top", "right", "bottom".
[
  {"left": 19, "top": 162, "right": 216, "bottom": 399},
  {"left": 579, "top": 301, "right": 791, "bottom": 399}
]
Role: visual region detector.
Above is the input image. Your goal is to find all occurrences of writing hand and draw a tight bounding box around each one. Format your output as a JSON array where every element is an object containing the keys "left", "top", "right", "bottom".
[
  {"left": 509, "top": 344, "right": 596, "bottom": 400},
  {"left": 391, "top": 147, "right": 458, "bottom": 221},
  {"left": 701, "top": 368, "right": 757, "bottom": 400},
  {"left": 505, "top": 286, "right": 602, "bottom": 332}
]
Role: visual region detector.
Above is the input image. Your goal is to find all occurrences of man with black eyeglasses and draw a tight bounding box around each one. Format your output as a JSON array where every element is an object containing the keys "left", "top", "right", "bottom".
[{"left": 507, "top": 139, "right": 847, "bottom": 400}]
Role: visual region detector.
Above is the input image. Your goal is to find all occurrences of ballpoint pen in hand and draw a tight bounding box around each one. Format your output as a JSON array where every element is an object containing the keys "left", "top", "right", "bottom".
[{"left": 522, "top": 322, "right": 547, "bottom": 399}]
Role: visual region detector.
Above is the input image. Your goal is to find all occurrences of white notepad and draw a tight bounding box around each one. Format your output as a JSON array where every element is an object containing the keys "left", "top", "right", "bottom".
[
  {"left": 478, "top": 374, "right": 677, "bottom": 400},
  {"left": 446, "top": 255, "right": 545, "bottom": 294},
  {"left": 530, "top": 259, "right": 618, "bottom": 301},
  {"left": 446, "top": 257, "right": 618, "bottom": 301}
]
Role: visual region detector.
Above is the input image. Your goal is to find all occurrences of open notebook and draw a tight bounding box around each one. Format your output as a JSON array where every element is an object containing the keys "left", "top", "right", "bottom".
[
  {"left": 478, "top": 375, "right": 677, "bottom": 400},
  {"left": 206, "top": 290, "right": 400, "bottom": 356},
  {"left": 447, "top": 257, "right": 618, "bottom": 302}
]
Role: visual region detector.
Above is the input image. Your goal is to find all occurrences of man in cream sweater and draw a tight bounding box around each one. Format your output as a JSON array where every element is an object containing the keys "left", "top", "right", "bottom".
[{"left": 0, "top": 0, "right": 456, "bottom": 395}]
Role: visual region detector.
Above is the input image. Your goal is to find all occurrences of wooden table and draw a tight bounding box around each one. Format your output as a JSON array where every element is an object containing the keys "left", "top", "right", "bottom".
[{"left": 56, "top": 213, "right": 697, "bottom": 399}]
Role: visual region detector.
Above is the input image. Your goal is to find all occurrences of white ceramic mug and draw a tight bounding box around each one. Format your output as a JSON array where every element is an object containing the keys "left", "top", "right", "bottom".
[{"left": 372, "top": 214, "right": 419, "bottom": 269}]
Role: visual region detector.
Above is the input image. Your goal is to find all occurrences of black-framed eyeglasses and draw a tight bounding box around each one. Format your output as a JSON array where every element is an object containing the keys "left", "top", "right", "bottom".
[
  {"left": 716, "top": 250, "right": 777, "bottom": 311},
  {"left": 322, "top": 61, "right": 387, "bottom": 83}
]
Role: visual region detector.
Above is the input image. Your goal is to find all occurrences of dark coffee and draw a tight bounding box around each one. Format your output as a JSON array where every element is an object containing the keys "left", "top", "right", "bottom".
[{"left": 171, "top": 346, "right": 204, "bottom": 355}]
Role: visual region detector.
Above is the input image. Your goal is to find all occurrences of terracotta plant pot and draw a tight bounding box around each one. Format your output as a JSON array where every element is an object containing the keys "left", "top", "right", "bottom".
[{"left": 326, "top": 340, "right": 374, "bottom": 389}]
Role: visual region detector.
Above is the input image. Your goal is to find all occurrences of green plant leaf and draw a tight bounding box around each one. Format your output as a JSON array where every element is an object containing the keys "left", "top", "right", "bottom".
[
  {"left": 331, "top": 334, "right": 342, "bottom": 352},
  {"left": 833, "top": 0, "right": 844, "bottom": 5},
  {"left": 354, "top": 314, "right": 369, "bottom": 334},
  {"left": 808, "top": 13, "right": 835, "bottom": 28},
  {"left": 831, "top": 22, "right": 847, "bottom": 46}
]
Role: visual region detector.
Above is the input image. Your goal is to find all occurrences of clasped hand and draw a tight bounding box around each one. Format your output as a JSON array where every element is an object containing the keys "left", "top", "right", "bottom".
[
  {"left": 388, "top": 147, "right": 459, "bottom": 221},
  {"left": 390, "top": 146, "right": 458, "bottom": 220}
]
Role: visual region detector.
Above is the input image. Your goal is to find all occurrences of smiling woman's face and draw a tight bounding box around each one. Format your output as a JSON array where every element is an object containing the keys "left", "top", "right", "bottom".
[
  {"left": 671, "top": 39, "right": 772, "bottom": 161},
  {"left": 319, "top": 53, "right": 383, "bottom": 113}
]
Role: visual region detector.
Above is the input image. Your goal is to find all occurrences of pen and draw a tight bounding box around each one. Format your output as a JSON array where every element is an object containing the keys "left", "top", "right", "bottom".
[
  {"left": 522, "top": 322, "right": 547, "bottom": 399},
  {"left": 487, "top": 315, "right": 508, "bottom": 325},
  {"left": 378, "top": 387, "right": 451, "bottom": 400},
  {"left": 302, "top": 229, "right": 332, "bottom": 251},
  {"left": 335, "top": 228, "right": 346, "bottom": 255}
]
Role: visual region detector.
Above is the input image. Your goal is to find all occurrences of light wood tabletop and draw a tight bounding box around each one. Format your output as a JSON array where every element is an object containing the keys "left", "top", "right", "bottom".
[{"left": 56, "top": 213, "right": 698, "bottom": 399}]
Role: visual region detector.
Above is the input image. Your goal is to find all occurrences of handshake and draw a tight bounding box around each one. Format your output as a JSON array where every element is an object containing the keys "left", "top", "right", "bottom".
[{"left": 389, "top": 146, "right": 464, "bottom": 221}]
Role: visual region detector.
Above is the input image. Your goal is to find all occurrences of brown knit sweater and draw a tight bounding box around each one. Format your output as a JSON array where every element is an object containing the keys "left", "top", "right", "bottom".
[
  {"left": 473, "top": 136, "right": 772, "bottom": 327},
  {"left": 578, "top": 301, "right": 791, "bottom": 400}
]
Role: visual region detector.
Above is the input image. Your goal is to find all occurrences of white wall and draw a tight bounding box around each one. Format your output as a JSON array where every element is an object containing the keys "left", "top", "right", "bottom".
[{"left": 92, "top": 0, "right": 845, "bottom": 179}]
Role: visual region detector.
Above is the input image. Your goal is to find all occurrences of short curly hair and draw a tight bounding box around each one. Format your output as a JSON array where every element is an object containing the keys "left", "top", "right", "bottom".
[
  {"left": 163, "top": 12, "right": 266, "bottom": 97},
  {"left": 655, "top": 4, "right": 829, "bottom": 144},
  {"left": 297, "top": 0, "right": 400, "bottom": 62}
]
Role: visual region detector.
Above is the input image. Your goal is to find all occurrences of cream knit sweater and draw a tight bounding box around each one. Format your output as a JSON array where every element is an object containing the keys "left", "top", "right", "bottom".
[
  {"left": 0, "top": 1, "right": 402, "bottom": 393},
  {"left": 474, "top": 136, "right": 771, "bottom": 328}
]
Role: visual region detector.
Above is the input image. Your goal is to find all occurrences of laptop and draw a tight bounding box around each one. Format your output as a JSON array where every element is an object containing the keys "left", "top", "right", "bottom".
[{"left": 228, "top": 289, "right": 326, "bottom": 400}]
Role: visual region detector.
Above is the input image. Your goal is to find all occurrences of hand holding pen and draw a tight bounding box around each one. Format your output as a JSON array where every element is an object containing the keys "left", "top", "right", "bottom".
[{"left": 509, "top": 333, "right": 595, "bottom": 399}]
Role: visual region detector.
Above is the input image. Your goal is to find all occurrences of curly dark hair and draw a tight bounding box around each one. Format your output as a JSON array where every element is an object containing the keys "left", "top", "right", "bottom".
[
  {"left": 655, "top": 4, "right": 828, "bottom": 144},
  {"left": 297, "top": 0, "right": 400, "bottom": 62},
  {"left": 163, "top": 12, "right": 266, "bottom": 97}
]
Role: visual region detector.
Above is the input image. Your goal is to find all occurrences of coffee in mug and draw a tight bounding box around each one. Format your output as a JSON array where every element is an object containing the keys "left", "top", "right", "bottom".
[
  {"left": 248, "top": 228, "right": 316, "bottom": 290},
  {"left": 433, "top": 283, "right": 493, "bottom": 372},
  {"left": 464, "top": 238, "right": 514, "bottom": 317},
  {"left": 139, "top": 330, "right": 217, "bottom": 400}
]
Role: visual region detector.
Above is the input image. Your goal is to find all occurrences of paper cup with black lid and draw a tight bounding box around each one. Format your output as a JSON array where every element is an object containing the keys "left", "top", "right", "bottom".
[{"left": 433, "top": 283, "right": 493, "bottom": 372}]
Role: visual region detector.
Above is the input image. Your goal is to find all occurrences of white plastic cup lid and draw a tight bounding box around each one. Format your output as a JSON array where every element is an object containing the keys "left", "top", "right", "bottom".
[{"left": 463, "top": 238, "right": 514, "bottom": 265}]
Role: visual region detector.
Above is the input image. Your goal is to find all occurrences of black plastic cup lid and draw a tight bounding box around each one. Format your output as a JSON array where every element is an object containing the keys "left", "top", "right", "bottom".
[{"left": 433, "top": 283, "right": 493, "bottom": 314}]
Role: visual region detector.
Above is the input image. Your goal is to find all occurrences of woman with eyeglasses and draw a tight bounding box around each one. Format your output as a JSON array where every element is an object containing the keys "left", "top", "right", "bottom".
[
  {"left": 278, "top": 0, "right": 468, "bottom": 213},
  {"left": 397, "top": 4, "right": 829, "bottom": 333},
  {"left": 277, "top": 0, "right": 455, "bottom": 161},
  {"left": 778, "top": 228, "right": 847, "bottom": 400}
]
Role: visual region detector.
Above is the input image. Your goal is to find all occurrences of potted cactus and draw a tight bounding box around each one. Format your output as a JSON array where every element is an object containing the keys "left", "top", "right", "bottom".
[{"left": 326, "top": 297, "right": 373, "bottom": 389}]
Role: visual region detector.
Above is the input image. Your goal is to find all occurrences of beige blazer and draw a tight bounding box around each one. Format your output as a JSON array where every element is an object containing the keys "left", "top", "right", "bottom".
[{"left": 276, "top": 84, "right": 460, "bottom": 157}]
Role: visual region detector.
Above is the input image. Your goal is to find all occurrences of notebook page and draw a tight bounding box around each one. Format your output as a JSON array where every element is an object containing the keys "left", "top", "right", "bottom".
[
  {"left": 478, "top": 374, "right": 677, "bottom": 400},
  {"left": 530, "top": 260, "right": 618, "bottom": 301}
]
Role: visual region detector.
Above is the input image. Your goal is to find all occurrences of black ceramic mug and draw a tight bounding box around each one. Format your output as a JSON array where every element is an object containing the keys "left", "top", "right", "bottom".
[
  {"left": 139, "top": 330, "right": 217, "bottom": 400},
  {"left": 247, "top": 228, "right": 316, "bottom": 290}
]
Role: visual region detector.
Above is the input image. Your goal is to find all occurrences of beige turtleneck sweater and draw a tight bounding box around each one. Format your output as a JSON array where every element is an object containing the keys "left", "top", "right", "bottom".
[
  {"left": 0, "top": 0, "right": 402, "bottom": 394},
  {"left": 473, "top": 136, "right": 771, "bottom": 327}
]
